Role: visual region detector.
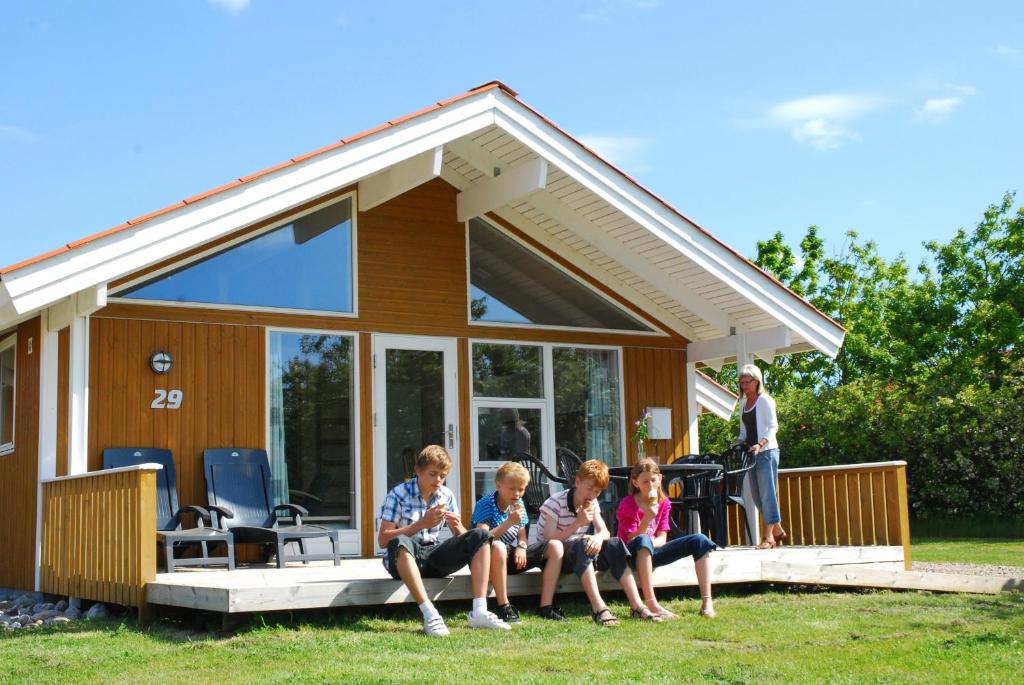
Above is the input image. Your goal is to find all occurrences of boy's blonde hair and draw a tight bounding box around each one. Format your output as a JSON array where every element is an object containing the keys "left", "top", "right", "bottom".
[
  {"left": 415, "top": 445, "right": 452, "bottom": 473},
  {"left": 495, "top": 461, "right": 530, "bottom": 486},
  {"left": 575, "top": 459, "right": 610, "bottom": 490}
]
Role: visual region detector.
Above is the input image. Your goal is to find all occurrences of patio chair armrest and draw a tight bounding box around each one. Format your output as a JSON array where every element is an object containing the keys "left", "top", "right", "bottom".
[
  {"left": 206, "top": 505, "right": 234, "bottom": 529},
  {"left": 274, "top": 503, "right": 310, "bottom": 525},
  {"left": 177, "top": 505, "right": 213, "bottom": 527}
]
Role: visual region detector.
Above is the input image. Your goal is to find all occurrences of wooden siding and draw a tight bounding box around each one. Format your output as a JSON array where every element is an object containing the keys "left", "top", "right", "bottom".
[
  {"left": 623, "top": 346, "right": 690, "bottom": 463},
  {"left": 0, "top": 316, "right": 41, "bottom": 590},
  {"left": 87, "top": 318, "right": 265, "bottom": 510},
  {"left": 40, "top": 467, "right": 157, "bottom": 608},
  {"left": 56, "top": 326, "right": 70, "bottom": 478}
]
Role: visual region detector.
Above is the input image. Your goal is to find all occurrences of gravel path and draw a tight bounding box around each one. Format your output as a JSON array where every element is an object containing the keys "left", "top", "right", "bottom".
[{"left": 913, "top": 561, "right": 1024, "bottom": 578}]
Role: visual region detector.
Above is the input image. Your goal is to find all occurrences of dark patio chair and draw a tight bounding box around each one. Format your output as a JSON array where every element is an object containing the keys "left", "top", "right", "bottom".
[
  {"left": 664, "top": 453, "right": 722, "bottom": 543},
  {"left": 102, "top": 448, "right": 235, "bottom": 572},
  {"left": 555, "top": 447, "right": 583, "bottom": 482},
  {"left": 511, "top": 451, "right": 566, "bottom": 525},
  {"left": 203, "top": 448, "right": 340, "bottom": 568},
  {"left": 720, "top": 444, "right": 757, "bottom": 544}
]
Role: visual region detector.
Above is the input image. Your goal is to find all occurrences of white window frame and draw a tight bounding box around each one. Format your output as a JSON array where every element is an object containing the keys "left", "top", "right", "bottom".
[
  {"left": 0, "top": 333, "right": 16, "bottom": 456},
  {"left": 109, "top": 191, "right": 359, "bottom": 319},
  {"left": 264, "top": 326, "right": 361, "bottom": 557},
  {"left": 468, "top": 339, "right": 627, "bottom": 500},
  {"left": 464, "top": 217, "right": 664, "bottom": 337}
]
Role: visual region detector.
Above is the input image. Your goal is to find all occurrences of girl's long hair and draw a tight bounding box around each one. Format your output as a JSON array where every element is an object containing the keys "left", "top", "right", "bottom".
[{"left": 628, "top": 458, "right": 667, "bottom": 502}]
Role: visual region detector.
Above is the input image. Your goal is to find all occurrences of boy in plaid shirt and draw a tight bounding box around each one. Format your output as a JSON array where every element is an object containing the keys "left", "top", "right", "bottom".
[{"left": 378, "top": 445, "right": 510, "bottom": 636}]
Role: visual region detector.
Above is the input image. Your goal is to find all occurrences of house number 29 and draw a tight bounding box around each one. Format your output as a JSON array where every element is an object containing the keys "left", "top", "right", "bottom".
[{"left": 151, "top": 389, "right": 184, "bottom": 409}]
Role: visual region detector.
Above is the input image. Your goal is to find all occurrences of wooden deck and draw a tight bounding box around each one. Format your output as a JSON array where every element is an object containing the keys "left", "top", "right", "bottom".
[{"left": 147, "top": 545, "right": 910, "bottom": 614}]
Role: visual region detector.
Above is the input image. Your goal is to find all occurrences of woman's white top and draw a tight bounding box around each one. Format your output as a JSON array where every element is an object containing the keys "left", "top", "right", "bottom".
[{"left": 737, "top": 393, "right": 779, "bottom": 450}]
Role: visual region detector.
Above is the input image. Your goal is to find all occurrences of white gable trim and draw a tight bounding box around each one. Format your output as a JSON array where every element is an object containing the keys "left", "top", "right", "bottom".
[
  {"left": 0, "top": 93, "right": 501, "bottom": 325},
  {"left": 489, "top": 95, "right": 845, "bottom": 358}
]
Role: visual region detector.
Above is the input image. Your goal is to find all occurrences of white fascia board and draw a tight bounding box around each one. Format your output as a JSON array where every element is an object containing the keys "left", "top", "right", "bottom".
[
  {"left": 490, "top": 95, "right": 846, "bottom": 358},
  {"left": 687, "top": 327, "right": 791, "bottom": 364},
  {"left": 2, "top": 93, "right": 501, "bottom": 319},
  {"left": 456, "top": 157, "right": 548, "bottom": 222},
  {"left": 696, "top": 373, "right": 738, "bottom": 421},
  {"left": 358, "top": 146, "right": 444, "bottom": 211}
]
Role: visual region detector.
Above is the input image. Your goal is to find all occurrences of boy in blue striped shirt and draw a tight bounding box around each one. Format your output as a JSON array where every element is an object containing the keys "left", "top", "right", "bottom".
[{"left": 471, "top": 462, "right": 566, "bottom": 622}]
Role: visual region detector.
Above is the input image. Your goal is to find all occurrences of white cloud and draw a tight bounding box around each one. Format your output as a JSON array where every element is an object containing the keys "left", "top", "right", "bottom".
[
  {"left": 916, "top": 96, "right": 964, "bottom": 121},
  {"left": 0, "top": 124, "right": 36, "bottom": 143},
  {"left": 763, "top": 93, "right": 884, "bottom": 151},
  {"left": 789, "top": 118, "right": 860, "bottom": 151},
  {"left": 578, "top": 134, "right": 654, "bottom": 172},
  {"left": 208, "top": 0, "right": 251, "bottom": 14},
  {"left": 767, "top": 94, "right": 885, "bottom": 124},
  {"left": 991, "top": 45, "right": 1022, "bottom": 60}
]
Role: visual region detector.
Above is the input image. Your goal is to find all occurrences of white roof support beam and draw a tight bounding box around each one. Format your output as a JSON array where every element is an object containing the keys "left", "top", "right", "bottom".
[
  {"left": 358, "top": 146, "right": 443, "bottom": 211},
  {"left": 525, "top": 190, "right": 736, "bottom": 336},
  {"left": 686, "top": 326, "right": 791, "bottom": 364},
  {"left": 446, "top": 137, "right": 499, "bottom": 178},
  {"left": 695, "top": 371, "right": 739, "bottom": 421},
  {"left": 456, "top": 157, "right": 548, "bottom": 222}
]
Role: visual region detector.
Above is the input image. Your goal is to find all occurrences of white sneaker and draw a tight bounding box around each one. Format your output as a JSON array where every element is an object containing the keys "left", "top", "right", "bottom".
[
  {"left": 423, "top": 616, "right": 450, "bottom": 636},
  {"left": 468, "top": 610, "right": 511, "bottom": 630}
]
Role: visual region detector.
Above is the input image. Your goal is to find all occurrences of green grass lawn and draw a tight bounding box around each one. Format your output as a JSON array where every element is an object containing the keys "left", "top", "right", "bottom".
[
  {"left": 2, "top": 590, "right": 1022, "bottom": 684},
  {"left": 911, "top": 538, "right": 1024, "bottom": 567}
]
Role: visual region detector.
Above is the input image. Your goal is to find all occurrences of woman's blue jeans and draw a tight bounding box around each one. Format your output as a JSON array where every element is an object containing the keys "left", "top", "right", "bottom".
[
  {"left": 750, "top": 447, "right": 781, "bottom": 525},
  {"left": 626, "top": 533, "right": 716, "bottom": 569}
]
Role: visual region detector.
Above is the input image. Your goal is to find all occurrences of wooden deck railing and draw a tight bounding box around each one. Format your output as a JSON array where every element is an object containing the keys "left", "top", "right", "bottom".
[
  {"left": 726, "top": 461, "right": 912, "bottom": 569},
  {"left": 40, "top": 465, "right": 158, "bottom": 609}
]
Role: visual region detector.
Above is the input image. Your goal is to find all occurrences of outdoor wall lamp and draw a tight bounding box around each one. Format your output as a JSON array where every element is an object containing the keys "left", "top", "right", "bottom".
[{"left": 149, "top": 350, "right": 173, "bottom": 375}]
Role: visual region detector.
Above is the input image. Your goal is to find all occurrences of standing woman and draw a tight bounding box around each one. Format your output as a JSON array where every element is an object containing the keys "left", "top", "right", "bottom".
[{"left": 734, "top": 364, "right": 787, "bottom": 549}]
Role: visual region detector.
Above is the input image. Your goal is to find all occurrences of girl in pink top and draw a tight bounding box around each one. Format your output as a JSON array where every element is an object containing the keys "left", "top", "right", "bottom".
[{"left": 616, "top": 458, "right": 717, "bottom": 618}]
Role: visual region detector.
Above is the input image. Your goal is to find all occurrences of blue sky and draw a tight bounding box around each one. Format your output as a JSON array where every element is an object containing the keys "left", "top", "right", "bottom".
[{"left": 2, "top": 1, "right": 1022, "bottom": 272}]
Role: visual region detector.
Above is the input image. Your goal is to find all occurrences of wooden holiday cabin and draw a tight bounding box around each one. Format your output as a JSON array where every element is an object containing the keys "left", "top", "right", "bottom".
[{"left": 0, "top": 82, "right": 855, "bottom": 599}]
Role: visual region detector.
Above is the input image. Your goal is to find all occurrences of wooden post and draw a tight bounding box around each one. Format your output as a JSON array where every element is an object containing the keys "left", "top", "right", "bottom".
[
  {"left": 895, "top": 464, "right": 912, "bottom": 570},
  {"left": 136, "top": 470, "right": 157, "bottom": 607}
]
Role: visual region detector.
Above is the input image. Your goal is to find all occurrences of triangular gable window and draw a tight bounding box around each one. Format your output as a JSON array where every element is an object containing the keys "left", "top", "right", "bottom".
[
  {"left": 468, "top": 218, "right": 652, "bottom": 332},
  {"left": 120, "top": 198, "right": 354, "bottom": 313}
]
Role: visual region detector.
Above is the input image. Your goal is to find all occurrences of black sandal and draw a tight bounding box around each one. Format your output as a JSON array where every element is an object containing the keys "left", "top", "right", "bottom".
[
  {"left": 591, "top": 607, "right": 619, "bottom": 627},
  {"left": 630, "top": 606, "right": 664, "bottom": 622}
]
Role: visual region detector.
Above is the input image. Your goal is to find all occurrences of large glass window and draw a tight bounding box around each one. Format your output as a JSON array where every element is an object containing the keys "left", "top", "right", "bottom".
[
  {"left": 0, "top": 336, "right": 14, "bottom": 453},
  {"left": 472, "top": 343, "right": 543, "bottom": 398},
  {"left": 121, "top": 197, "right": 354, "bottom": 313},
  {"left": 469, "top": 341, "right": 623, "bottom": 500},
  {"left": 468, "top": 218, "right": 652, "bottom": 331},
  {"left": 553, "top": 347, "right": 622, "bottom": 464},
  {"left": 268, "top": 332, "right": 355, "bottom": 528}
]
